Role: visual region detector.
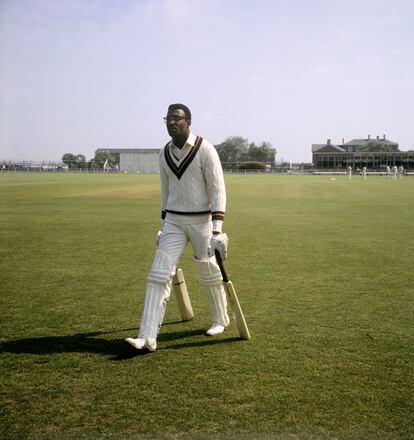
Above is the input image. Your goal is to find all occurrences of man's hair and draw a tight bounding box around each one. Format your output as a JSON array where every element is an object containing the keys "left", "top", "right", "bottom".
[{"left": 168, "top": 103, "right": 191, "bottom": 121}]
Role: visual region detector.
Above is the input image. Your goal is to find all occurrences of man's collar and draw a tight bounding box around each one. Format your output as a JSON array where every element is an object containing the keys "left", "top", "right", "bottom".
[
  {"left": 186, "top": 132, "right": 196, "bottom": 147},
  {"left": 171, "top": 132, "right": 196, "bottom": 149}
]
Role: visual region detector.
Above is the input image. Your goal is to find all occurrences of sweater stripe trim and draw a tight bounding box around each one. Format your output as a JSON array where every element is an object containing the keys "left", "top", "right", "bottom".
[
  {"left": 212, "top": 211, "right": 225, "bottom": 221},
  {"left": 164, "top": 136, "right": 203, "bottom": 179}
]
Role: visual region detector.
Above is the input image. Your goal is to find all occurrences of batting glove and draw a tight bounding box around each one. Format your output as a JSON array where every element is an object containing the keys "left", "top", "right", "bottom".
[{"left": 208, "top": 233, "right": 228, "bottom": 261}]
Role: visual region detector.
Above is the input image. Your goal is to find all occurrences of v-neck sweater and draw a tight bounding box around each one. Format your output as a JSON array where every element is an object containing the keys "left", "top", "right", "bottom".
[{"left": 160, "top": 132, "right": 226, "bottom": 228}]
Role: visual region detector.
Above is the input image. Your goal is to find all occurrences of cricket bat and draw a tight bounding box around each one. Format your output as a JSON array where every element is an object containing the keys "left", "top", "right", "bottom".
[
  {"left": 172, "top": 268, "right": 194, "bottom": 321},
  {"left": 215, "top": 251, "right": 250, "bottom": 340}
]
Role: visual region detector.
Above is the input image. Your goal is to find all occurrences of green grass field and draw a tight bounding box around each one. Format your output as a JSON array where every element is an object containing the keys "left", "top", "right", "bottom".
[{"left": 1, "top": 172, "right": 413, "bottom": 440}]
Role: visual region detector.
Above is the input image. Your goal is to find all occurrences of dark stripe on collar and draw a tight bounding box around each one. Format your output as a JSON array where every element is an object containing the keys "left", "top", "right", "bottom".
[{"left": 164, "top": 136, "right": 203, "bottom": 179}]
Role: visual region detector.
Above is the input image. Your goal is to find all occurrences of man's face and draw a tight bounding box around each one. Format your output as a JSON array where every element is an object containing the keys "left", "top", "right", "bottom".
[{"left": 165, "top": 108, "right": 190, "bottom": 139}]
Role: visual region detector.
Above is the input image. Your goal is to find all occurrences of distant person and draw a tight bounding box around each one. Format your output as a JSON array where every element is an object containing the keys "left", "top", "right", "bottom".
[
  {"left": 362, "top": 166, "right": 367, "bottom": 180},
  {"left": 125, "top": 103, "right": 229, "bottom": 352},
  {"left": 386, "top": 165, "right": 391, "bottom": 178},
  {"left": 398, "top": 165, "right": 404, "bottom": 178},
  {"left": 347, "top": 166, "right": 352, "bottom": 180},
  {"left": 392, "top": 165, "right": 398, "bottom": 180}
]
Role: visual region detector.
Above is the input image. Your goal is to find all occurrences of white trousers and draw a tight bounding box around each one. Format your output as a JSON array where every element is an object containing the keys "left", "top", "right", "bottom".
[
  {"left": 138, "top": 221, "right": 229, "bottom": 340},
  {"left": 160, "top": 220, "right": 213, "bottom": 261}
]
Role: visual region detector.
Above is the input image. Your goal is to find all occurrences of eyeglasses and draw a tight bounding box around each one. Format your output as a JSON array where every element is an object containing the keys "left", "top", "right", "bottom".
[{"left": 163, "top": 116, "right": 187, "bottom": 123}]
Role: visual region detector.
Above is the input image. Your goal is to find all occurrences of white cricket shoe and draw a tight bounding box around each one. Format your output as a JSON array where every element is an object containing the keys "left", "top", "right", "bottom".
[
  {"left": 124, "top": 337, "right": 156, "bottom": 352},
  {"left": 125, "top": 337, "right": 146, "bottom": 350},
  {"left": 145, "top": 338, "right": 157, "bottom": 352},
  {"left": 205, "top": 322, "right": 225, "bottom": 336}
]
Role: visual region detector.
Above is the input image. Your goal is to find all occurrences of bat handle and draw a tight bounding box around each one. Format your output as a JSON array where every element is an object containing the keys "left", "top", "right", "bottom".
[{"left": 215, "top": 250, "right": 229, "bottom": 283}]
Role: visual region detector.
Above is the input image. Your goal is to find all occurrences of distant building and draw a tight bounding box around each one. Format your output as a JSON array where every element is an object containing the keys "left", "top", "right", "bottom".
[
  {"left": 312, "top": 135, "right": 414, "bottom": 170},
  {"left": 96, "top": 145, "right": 277, "bottom": 172},
  {"left": 95, "top": 148, "right": 160, "bottom": 172}
]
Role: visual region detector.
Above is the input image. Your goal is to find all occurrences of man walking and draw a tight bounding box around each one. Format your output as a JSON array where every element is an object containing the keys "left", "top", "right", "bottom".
[
  {"left": 392, "top": 165, "right": 398, "bottom": 180},
  {"left": 362, "top": 166, "right": 367, "bottom": 180},
  {"left": 125, "top": 104, "right": 229, "bottom": 352}
]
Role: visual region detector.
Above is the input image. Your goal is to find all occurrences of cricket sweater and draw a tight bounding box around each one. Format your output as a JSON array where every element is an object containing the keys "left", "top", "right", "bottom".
[{"left": 160, "top": 132, "right": 226, "bottom": 232}]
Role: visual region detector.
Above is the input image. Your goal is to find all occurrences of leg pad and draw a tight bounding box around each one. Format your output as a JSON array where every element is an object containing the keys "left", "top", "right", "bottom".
[
  {"left": 193, "top": 257, "right": 229, "bottom": 327},
  {"left": 147, "top": 250, "right": 174, "bottom": 284}
]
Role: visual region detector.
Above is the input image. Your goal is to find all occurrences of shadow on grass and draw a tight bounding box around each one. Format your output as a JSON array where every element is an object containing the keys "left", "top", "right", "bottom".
[
  {"left": 162, "top": 336, "right": 243, "bottom": 351},
  {"left": 0, "top": 327, "right": 242, "bottom": 361}
]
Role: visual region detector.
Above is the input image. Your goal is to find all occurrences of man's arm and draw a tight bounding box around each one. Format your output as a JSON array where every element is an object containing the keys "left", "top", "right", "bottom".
[
  {"left": 203, "top": 141, "right": 228, "bottom": 259},
  {"left": 203, "top": 142, "right": 226, "bottom": 233},
  {"left": 159, "top": 149, "right": 169, "bottom": 226}
]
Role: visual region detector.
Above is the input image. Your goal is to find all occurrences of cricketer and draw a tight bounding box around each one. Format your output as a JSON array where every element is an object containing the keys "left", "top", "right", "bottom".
[{"left": 125, "top": 103, "right": 229, "bottom": 352}]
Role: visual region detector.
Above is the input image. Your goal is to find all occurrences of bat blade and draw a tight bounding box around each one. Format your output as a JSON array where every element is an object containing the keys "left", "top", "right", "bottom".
[
  {"left": 172, "top": 268, "right": 194, "bottom": 321},
  {"left": 214, "top": 250, "right": 250, "bottom": 340},
  {"left": 223, "top": 280, "right": 251, "bottom": 340}
]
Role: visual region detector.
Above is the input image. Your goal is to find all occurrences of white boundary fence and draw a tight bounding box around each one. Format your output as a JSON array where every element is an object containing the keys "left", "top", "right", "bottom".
[
  {"left": 1, "top": 161, "right": 413, "bottom": 175},
  {"left": 0, "top": 161, "right": 119, "bottom": 173}
]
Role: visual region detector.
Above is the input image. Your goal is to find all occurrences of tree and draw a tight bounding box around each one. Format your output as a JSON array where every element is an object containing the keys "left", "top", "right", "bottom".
[
  {"left": 215, "top": 137, "right": 249, "bottom": 164},
  {"left": 258, "top": 141, "right": 275, "bottom": 162},
  {"left": 245, "top": 141, "right": 275, "bottom": 162},
  {"left": 62, "top": 153, "right": 77, "bottom": 167},
  {"left": 76, "top": 154, "right": 89, "bottom": 169},
  {"left": 62, "top": 153, "right": 88, "bottom": 169},
  {"left": 91, "top": 150, "right": 116, "bottom": 169}
]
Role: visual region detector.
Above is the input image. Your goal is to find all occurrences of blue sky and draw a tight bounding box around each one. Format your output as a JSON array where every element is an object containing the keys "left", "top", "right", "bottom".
[{"left": 1, "top": 0, "right": 413, "bottom": 163}]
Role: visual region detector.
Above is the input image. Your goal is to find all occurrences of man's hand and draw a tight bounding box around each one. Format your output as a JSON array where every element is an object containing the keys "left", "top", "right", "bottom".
[{"left": 208, "top": 233, "right": 228, "bottom": 260}]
